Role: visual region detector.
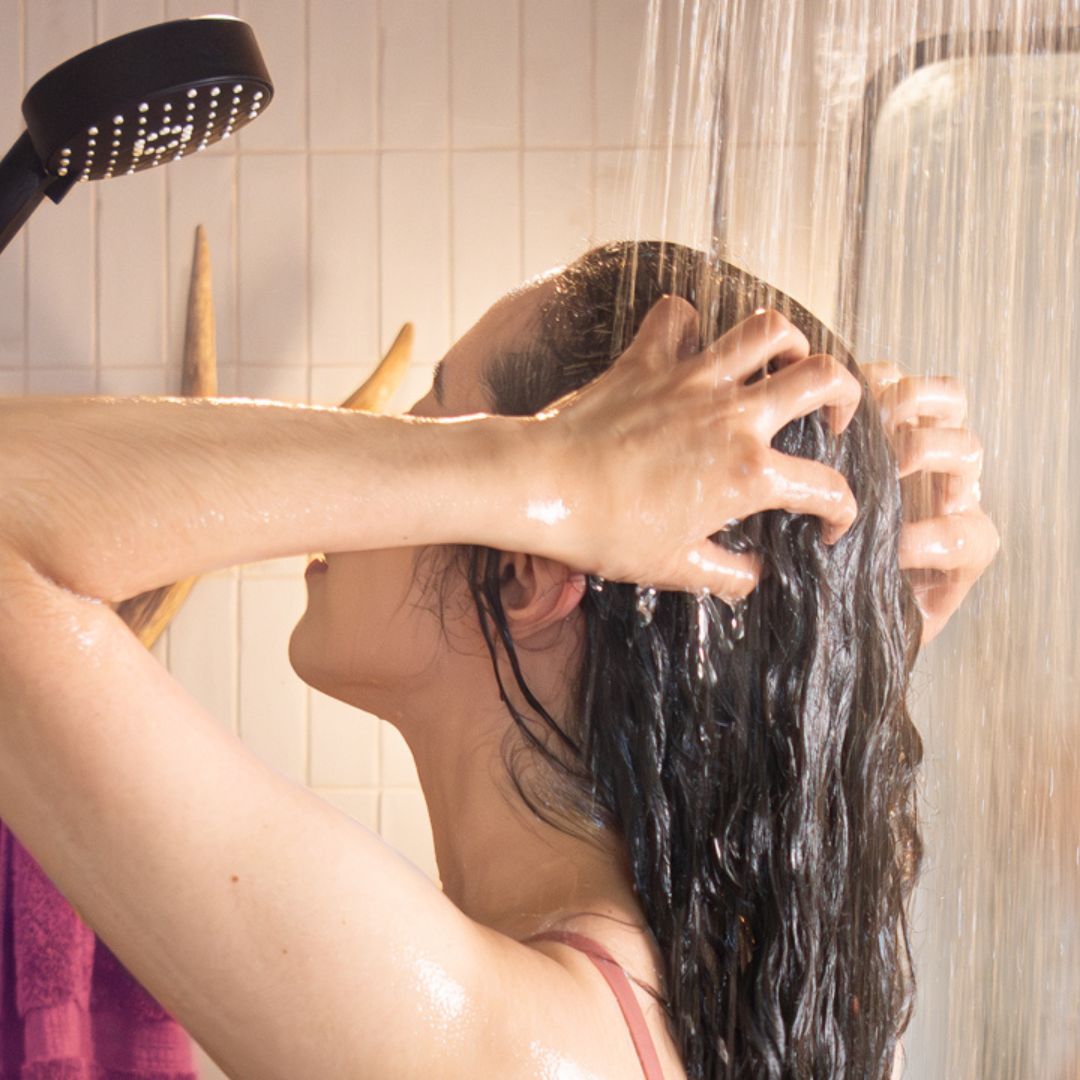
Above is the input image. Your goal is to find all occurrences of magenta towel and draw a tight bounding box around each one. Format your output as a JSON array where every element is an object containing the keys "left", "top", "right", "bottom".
[{"left": 0, "top": 822, "right": 198, "bottom": 1080}]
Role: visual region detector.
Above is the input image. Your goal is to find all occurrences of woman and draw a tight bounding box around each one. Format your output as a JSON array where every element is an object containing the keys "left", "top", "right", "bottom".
[{"left": 0, "top": 241, "right": 996, "bottom": 1079}]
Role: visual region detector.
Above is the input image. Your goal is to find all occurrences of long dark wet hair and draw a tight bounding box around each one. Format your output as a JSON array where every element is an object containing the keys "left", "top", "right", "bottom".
[{"left": 420, "top": 241, "right": 923, "bottom": 1079}]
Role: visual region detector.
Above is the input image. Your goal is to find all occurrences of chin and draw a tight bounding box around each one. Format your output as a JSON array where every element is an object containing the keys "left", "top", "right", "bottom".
[{"left": 287, "top": 611, "right": 324, "bottom": 691}]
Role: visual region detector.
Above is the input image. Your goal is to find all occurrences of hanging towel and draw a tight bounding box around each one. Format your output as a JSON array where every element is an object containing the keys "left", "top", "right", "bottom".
[{"left": 0, "top": 821, "right": 199, "bottom": 1080}]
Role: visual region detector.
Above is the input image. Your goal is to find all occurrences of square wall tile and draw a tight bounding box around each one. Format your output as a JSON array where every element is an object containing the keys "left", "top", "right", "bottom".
[
  {"left": 237, "top": 0, "right": 307, "bottom": 151},
  {"left": 25, "top": 0, "right": 94, "bottom": 86},
  {"left": 238, "top": 576, "right": 308, "bottom": 783},
  {"left": 523, "top": 150, "right": 593, "bottom": 278},
  {"left": 522, "top": 0, "right": 593, "bottom": 148},
  {"left": 238, "top": 154, "right": 308, "bottom": 367},
  {"left": 0, "top": 231, "right": 25, "bottom": 369},
  {"left": 0, "top": 0, "right": 24, "bottom": 369},
  {"left": 595, "top": 0, "right": 650, "bottom": 147},
  {"left": 379, "top": 789, "right": 439, "bottom": 883},
  {"left": 310, "top": 153, "right": 378, "bottom": 369},
  {"left": 96, "top": 0, "right": 163, "bottom": 41},
  {"left": 0, "top": 0, "right": 21, "bottom": 113},
  {"left": 310, "top": 690, "right": 379, "bottom": 788},
  {"left": 594, "top": 146, "right": 714, "bottom": 251},
  {"left": 26, "top": 189, "right": 94, "bottom": 372},
  {"left": 450, "top": 0, "right": 520, "bottom": 148},
  {"left": 167, "top": 0, "right": 236, "bottom": 16},
  {"left": 96, "top": 367, "right": 169, "bottom": 396},
  {"left": 451, "top": 151, "right": 521, "bottom": 339},
  {"left": 381, "top": 0, "right": 449, "bottom": 149},
  {"left": 310, "top": 0, "right": 376, "bottom": 149},
  {"left": 98, "top": 168, "right": 166, "bottom": 370},
  {"left": 380, "top": 152, "right": 451, "bottom": 369},
  {"left": 380, "top": 722, "right": 420, "bottom": 788},
  {"left": 167, "top": 572, "right": 238, "bottom": 736},
  {"left": 236, "top": 365, "right": 309, "bottom": 403},
  {"left": 26, "top": 368, "right": 95, "bottom": 395},
  {"left": 0, "top": 371, "right": 25, "bottom": 395}
]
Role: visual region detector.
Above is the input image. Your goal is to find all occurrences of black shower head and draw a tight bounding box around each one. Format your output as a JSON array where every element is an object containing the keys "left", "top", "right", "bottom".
[{"left": 0, "top": 15, "right": 273, "bottom": 254}]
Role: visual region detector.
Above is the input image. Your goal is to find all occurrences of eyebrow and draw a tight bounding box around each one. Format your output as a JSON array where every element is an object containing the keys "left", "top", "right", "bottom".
[{"left": 432, "top": 359, "right": 446, "bottom": 406}]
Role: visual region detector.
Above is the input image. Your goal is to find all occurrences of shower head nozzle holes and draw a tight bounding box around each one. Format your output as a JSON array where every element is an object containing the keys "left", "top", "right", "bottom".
[{"left": 20, "top": 16, "right": 273, "bottom": 186}]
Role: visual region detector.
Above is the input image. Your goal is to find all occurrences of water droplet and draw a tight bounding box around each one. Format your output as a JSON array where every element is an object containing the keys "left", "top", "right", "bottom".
[
  {"left": 695, "top": 594, "right": 717, "bottom": 680},
  {"left": 635, "top": 585, "right": 658, "bottom": 627},
  {"left": 729, "top": 598, "right": 748, "bottom": 643},
  {"left": 588, "top": 575, "right": 605, "bottom": 593}
]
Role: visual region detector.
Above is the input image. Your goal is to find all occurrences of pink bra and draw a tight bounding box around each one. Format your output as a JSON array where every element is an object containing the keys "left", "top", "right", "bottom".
[{"left": 522, "top": 929, "right": 667, "bottom": 1080}]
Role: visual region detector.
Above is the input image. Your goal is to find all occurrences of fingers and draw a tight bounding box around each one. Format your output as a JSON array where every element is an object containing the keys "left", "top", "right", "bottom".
[
  {"left": 878, "top": 376, "right": 967, "bottom": 432},
  {"left": 861, "top": 360, "right": 904, "bottom": 400},
  {"left": 623, "top": 295, "right": 702, "bottom": 371},
  {"left": 894, "top": 426, "right": 983, "bottom": 512},
  {"left": 744, "top": 352, "right": 863, "bottom": 437},
  {"left": 898, "top": 510, "right": 1000, "bottom": 574},
  {"left": 894, "top": 426, "right": 982, "bottom": 479},
  {"left": 759, "top": 448, "right": 858, "bottom": 544},
  {"left": 683, "top": 545, "right": 763, "bottom": 602},
  {"left": 694, "top": 308, "right": 811, "bottom": 385}
]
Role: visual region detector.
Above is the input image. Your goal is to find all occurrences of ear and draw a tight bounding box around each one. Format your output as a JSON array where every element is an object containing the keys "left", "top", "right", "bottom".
[{"left": 497, "top": 552, "right": 587, "bottom": 638}]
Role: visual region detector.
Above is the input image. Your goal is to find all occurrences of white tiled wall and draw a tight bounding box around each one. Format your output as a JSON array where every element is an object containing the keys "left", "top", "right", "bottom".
[{"left": 0, "top": 2, "right": 829, "bottom": 1077}]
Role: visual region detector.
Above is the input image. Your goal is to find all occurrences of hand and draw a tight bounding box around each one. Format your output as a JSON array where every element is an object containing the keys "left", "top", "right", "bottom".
[
  {"left": 532, "top": 298, "right": 862, "bottom": 599},
  {"left": 863, "top": 361, "right": 1000, "bottom": 646}
]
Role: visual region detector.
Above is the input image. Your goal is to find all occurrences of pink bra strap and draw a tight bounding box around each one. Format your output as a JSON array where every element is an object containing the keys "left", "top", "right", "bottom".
[{"left": 523, "top": 929, "right": 666, "bottom": 1080}]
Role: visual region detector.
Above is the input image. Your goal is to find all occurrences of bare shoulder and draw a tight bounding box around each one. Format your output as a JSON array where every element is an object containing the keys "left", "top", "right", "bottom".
[{"left": 477, "top": 922, "right": 687, "bottom": 1080}]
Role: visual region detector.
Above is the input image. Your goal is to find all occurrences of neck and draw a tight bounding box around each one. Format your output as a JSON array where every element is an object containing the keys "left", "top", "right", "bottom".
[{"left": 396, "top": 703, "right": 644, "bottom": 942}]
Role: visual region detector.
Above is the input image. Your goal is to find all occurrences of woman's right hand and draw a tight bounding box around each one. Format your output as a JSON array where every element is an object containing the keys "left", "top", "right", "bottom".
[{"left": 521, "top": 298, "right": 862, "bottom": 600}]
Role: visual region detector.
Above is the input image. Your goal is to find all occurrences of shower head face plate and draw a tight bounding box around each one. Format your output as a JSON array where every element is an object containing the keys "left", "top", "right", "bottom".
[{"left": 21, "top": 16, "right": 273, "bottom": 184}]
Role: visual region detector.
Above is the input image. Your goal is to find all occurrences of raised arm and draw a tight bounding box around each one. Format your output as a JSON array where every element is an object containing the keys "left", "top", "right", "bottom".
[
  {"left": 0, "top": 302, "right": 861, "bottom": 604},
  {"left": 0, "top": 393, "right": 501, "bottom": 604}
]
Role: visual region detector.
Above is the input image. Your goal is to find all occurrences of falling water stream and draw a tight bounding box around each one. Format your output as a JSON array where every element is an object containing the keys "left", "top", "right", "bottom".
[{"left": 617, "top": 2, "right": 1080, "bottom": 1076}]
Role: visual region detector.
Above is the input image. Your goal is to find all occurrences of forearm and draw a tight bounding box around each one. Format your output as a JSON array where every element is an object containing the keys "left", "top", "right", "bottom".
[{"left": 0, "top": 395, "right": 524, "bottom": 604}]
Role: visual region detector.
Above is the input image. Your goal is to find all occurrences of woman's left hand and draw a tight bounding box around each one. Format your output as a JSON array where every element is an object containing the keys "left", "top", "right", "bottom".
[{"left": 862, "top": 362, "right": 1000, "bottom": 646}]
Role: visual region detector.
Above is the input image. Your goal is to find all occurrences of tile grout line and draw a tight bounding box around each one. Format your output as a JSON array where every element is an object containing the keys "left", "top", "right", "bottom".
[
  {"left": 91, "top": 0, "right": 100, "bottom": 397},
  {"left": 303, "top": 0, "right": 313, "bottom": 786},
  {"left": 446, "top": 0, "right": 454, "bottom": 342},
  {"left": 373, "top": 0, "right": 384, "bottom": 830},
  {"left": 590, "top": 0, "right": 598, "bottom": 247},
  {"left": 19, "top": 0, "right": 27, "bottom": 395},
  {"left": 517, "top": 0, "right": 525, "bottom": 279}
]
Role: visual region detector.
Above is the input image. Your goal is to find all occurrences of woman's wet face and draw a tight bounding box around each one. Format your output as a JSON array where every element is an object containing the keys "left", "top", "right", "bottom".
[{"left": 287, "top": 276, "right": 558, "bottom": 715}]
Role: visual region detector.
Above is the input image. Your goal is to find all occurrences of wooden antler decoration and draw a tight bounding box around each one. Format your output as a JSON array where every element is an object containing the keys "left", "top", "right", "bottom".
[
  {"left": 114, "top": 226, "right": 414, "bottom": 649},
  {"left": 341, "top": 322, "right": 413, "bottom": 413}
]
